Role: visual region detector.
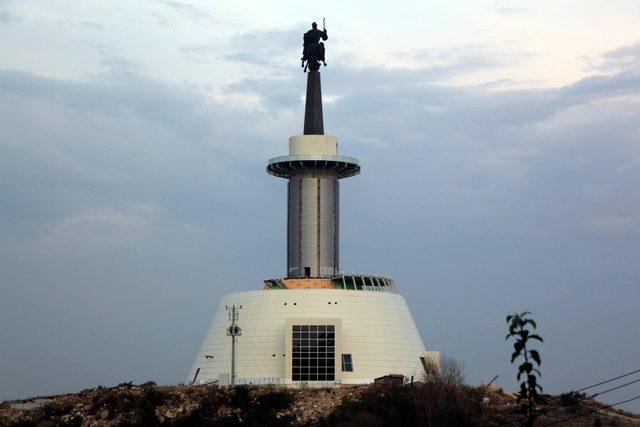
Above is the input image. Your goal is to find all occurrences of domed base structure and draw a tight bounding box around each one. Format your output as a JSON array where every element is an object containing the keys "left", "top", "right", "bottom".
[{"left": 188, "top": 287, "right": 436, "bottom": 386}]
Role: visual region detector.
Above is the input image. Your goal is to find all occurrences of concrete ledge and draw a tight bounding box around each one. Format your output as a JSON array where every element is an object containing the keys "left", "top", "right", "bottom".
[{"left": 289, "top": 135, "right": 337, "bottom": 156}]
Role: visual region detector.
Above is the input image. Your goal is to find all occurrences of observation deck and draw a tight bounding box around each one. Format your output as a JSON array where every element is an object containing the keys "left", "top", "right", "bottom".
[
  {"left": 266, "top": 154, "right": 360, "bottom": 179},
  {"left": 263, "top": 274, "right": 399, "bottom": 294}
]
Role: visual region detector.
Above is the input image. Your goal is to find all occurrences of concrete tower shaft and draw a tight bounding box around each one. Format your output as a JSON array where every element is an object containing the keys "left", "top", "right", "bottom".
[
  {"left": 267, "top": 71, "right": 359, "bottom": 278},
  {"left": 287, "top": 169, "right": 339, "bottom": 278}
]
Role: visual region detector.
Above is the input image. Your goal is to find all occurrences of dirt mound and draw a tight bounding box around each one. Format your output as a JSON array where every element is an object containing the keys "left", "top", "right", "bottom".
[{"left": 1, "top": 382, "right": 638, "bottom": 426}]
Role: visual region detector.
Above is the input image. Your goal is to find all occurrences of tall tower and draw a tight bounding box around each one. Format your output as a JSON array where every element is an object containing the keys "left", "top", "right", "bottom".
[
  {"left": 267, "top": 71, "right": 359, "bottom": 278},
  {"left": 188, "top": 23, "right": 437, "bottom": 387}
]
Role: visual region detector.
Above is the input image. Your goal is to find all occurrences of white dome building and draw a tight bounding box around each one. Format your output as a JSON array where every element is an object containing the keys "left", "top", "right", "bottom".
[{"left": 188, "top": 47, "right": 438, "bottom": 387}]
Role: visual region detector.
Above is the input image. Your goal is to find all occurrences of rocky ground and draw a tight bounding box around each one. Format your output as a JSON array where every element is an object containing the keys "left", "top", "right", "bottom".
[{"left": 1, "top": 382, "right": 639, "bottom": 426}]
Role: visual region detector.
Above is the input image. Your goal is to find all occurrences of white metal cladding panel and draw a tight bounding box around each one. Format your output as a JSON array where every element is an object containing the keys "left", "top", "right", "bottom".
[{"left": 188, "top": 289, "right": 427, "bottom": 385}]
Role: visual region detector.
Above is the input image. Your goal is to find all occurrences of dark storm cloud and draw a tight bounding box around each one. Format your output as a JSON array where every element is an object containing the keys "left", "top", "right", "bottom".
[{"left": 1, "top": 34, "right": 640, "bottom": 412}]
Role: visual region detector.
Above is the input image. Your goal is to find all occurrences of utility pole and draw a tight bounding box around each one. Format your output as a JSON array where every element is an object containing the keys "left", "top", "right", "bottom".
[{"left": 225, "top": 305, "right": 242, "bottom": 385}]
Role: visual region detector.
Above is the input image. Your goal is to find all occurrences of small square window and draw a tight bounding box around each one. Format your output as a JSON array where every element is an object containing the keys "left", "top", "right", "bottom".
[{"left": 341, "top": 354, "right": 353, "bottom": 372}]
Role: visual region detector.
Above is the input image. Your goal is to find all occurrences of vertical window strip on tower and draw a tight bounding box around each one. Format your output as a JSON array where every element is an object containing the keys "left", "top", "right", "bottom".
[{"left": 316, "top": 177, "right": 321, "bottom": 277}]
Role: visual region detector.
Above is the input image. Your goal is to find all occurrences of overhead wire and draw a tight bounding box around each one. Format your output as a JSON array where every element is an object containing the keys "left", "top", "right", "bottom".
[
  {"left": 588, "top": 377, "right": 640, "bottom": 399},
  {"left": 500, "top": 375, "right": 640, "bottom": 425},
  {"left": 574, "top": 368, "right": 640, "bottom": 393},
  {"left": 544, "top": 393, "right": 640, "bottom": 426},
  {"left": 477, "top": 367, "right": 640, "bottom": 426}
]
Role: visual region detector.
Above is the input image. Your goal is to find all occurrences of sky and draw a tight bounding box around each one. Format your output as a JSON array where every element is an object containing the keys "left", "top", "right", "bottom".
[{"left": 1, "top": 0, "right": 640, "bottom": 413}]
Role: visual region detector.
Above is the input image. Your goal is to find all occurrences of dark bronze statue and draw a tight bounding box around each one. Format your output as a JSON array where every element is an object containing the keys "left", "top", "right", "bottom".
[{"left": 301, "top": 20, "right": 327, "bottom": 72}]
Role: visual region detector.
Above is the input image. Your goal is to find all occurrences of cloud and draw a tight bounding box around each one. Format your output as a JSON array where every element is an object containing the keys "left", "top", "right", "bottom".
[
  {"left": 390, "top": 44, "right": 533, "bottom": 74},
  {"left": 580, "top": 40, "right": 640, "bottom": 77},
  {"left": 590, "top": 41, "right": 640, "bottom": 73},
  {"left": 32, "top": 205, "right": 156, "bottom": 255},
  {"left": 587, "top": 215, "right": 640, "bottom": 232},
  {"left": 0, "top": 10, "right": 12, "bottom": 24},
  {"left": 179, "top": 42, "right": 219, "bottom": 62},
  {"left": 156, "top": 0, "right": 216, "bottom": 24},
  {"left": 57, "top": 20, "right": 105, "bottom": 31},
  {"left": 491, "top": 0, "right": 530, "bottom": 15},
  {"left": 0, "top": 3, "right": 19, "bottom": 24},
  {"left": 180, "top": 26, "right": 304, "bottom": 68},
  {"left": 224, "top": 26, "right": 302, "bottom": 65}
]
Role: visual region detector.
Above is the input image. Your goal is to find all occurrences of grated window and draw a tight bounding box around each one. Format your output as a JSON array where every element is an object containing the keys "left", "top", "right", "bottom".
[{"left": 292, "top": 324, "right": 335, "bottom": 381}]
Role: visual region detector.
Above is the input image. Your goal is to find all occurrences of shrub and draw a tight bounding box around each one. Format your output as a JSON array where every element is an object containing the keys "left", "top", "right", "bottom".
[
  {"left": 321, "top": 386, "right": 425, "bottom": 427},
  {"left": 421, "top": 355, "right": 483, "bottom": 426}
]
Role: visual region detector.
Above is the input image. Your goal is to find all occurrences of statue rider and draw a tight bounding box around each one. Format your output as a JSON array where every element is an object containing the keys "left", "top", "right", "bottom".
[{"left": 301, "top": 21, "right": 328, "bottom": 71}]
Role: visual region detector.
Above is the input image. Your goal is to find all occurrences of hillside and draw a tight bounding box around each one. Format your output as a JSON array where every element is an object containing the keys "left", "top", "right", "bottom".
[{"left": 2, "top": 381, "right": 639, "bottom": 426}]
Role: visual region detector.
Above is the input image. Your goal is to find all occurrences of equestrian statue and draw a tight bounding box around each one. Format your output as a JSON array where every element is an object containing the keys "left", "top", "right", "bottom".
[{"left": 301, "top": 19, "right": 328, "bottom": 72}]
